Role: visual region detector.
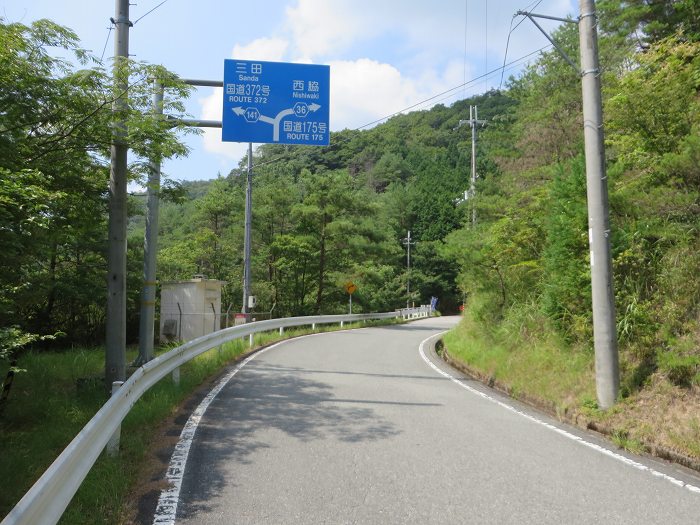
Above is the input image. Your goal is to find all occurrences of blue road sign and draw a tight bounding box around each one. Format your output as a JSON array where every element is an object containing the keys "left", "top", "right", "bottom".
[{"left": 222, "top": 59, "right": 330, "bottom": 146}]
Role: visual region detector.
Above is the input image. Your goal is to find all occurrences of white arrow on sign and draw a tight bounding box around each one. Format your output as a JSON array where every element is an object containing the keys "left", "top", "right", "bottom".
[{"left": 233, "top": 103, "right": 322, "bottom": 142}]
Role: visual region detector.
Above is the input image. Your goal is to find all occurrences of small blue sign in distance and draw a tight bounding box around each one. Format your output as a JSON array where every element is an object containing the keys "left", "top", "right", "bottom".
[{"left": 222, "top": 59, "right": 330, "bottom": 146}]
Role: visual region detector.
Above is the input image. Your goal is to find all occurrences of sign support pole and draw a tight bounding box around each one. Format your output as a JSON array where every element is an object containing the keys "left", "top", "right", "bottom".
[
  {"left": 242, "top": 142, "right": 253, "bottom": 319},
  {"left": 136, "top": 79, "right": 163, "bottom": 365},
  {"left": 402, "top": 231, "right": 416, "bottom": 308}
]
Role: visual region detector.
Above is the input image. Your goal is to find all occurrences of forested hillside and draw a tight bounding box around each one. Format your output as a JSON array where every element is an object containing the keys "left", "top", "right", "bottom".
[
  {"left": 2, "top": 2, "right": 700, "bottom": 415},
  {"left": 150, "top": 92, "right": 515, "bottom": 318}
]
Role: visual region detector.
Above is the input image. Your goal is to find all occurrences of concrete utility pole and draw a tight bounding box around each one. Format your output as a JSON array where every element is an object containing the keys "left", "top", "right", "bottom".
[
  {"left": 517, "top": 1, "right": 619, "bottom": 408},
  {"left": 242, "top": 143, "right": 253, "bottom": 318},
  {"left": 456, "top": 105, "right": 486, "bottom": 225},
  {"left": 105, "top": 0, "right": 131, "bottom": 386},
  {"left": 579, "top": 0, "right": 619, "bottom": 409},
  {"left": 402, "top": 230, "right": 416, "bottom": 308},
  {"left": 136, "top": 80, "right": 164, "bottom": 366}
]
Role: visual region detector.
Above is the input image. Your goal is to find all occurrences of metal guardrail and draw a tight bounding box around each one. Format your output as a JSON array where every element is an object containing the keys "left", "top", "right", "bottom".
[{"left": 2, "top": 307, "right": 430, "bottom": 525}]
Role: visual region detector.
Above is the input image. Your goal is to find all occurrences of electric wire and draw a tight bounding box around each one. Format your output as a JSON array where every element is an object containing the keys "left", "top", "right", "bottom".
[
  {"left": 133, "top": 0, "right": 172, "bottom": 25},
  {"left": 250, "top": 44, "right": 552, "bottom": 170},
  {"left": 463, "top": 0, "right": 468, "bottom": 100},
  {"left": 99, "top": 25, "right": 113, "bottom": 63},
  {"left": 499, "top": 0, "right": 545, "bottom": 89},
  {"left": 499, "top": 17, "right": 515, "bottom": 89},
  {"left": 352, "top": 45, "right": 547, "bottom": 131},
  {"left": 427, "top": 47, "right": 546, "bottom": 109},
  {"left": 484, "top": 0, "right": 488, "bottom": 92}
]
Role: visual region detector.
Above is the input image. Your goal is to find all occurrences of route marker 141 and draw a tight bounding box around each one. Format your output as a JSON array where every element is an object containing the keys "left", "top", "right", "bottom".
[{"left": 222, "top": 59, "right": 330, "bottom": 146}]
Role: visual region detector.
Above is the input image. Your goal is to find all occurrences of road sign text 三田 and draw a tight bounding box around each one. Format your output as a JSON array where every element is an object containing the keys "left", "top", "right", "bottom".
[{"left": 222, "top": 59, "right": 330, "bottom": 146}]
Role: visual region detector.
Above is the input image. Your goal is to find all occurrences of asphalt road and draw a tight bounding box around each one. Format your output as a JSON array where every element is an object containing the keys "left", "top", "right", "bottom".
[{"left": 158, "top": 316, "right": 700, "bottom": 524}]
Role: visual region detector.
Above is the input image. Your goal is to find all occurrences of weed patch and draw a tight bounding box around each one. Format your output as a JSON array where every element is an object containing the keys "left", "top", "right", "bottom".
[{"left": 443, "top": 310, "right": 700, "bottom": 466}]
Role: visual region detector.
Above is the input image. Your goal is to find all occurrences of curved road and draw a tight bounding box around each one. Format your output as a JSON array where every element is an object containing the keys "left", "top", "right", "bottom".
[{"left": 155, "top": 316, "right": 700, "bottom": 524}]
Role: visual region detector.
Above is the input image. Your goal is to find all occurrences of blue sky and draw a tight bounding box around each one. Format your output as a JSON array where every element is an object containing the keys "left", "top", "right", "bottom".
[{"left": 2, "top": 0, "right": 577, "bottom": 183}]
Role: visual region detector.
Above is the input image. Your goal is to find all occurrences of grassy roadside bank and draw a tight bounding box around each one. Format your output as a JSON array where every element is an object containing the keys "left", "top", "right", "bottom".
[
  {"left": 442, "top": 314, "right": 700, "bottom": 470},
  {"left": 0, "top": 320, "right": 392, "bottom": 524}
]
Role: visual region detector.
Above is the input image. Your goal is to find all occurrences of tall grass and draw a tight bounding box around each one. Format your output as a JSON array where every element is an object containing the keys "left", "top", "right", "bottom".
[{"left": 442, "top": 307, "right": 595, "bottom": 411}]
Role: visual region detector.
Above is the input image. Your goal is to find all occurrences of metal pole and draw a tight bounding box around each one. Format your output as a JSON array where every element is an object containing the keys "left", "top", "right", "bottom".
[
  {"left": 177, "top": 302, "right": 182, "bottom": 341},
  {"left": 469, "top": 107, "right": 485, "bottom": 224},
  {"left": 136, "top": 80, "right": 164, "bottom": 366},
  {"left": 579, "top": 0, "right": 619, "bottom": 409},
  {"left": 518, "top": 11, "right": 579, "bottom": 71},
  {"left": 105, "top": 0, "right": 131, "bottom": 386},
  {"left": 455, "top": 107, "right": 486, "bottom": 225},
  {"left": 242, "top": 143, "right": 253, "bottom": 319},
  {"left": 105, "top": 381, "right": 124, "bottom": 456},
  {"left": 403, "top": 230, "right": 415, "bottom": 308},
  {"left": 470, "top": 106, "right": 477, "bottom": 225},
  {"left": 349, "top": 294, "right": 352, "bottom": 314},
  {"left": 407, "top": 231, "right": 411, "bottom": 307}
]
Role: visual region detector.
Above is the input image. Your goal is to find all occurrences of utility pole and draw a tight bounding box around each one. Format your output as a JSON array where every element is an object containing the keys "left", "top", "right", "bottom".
[
  {"left": 402, "top": 230, "right": 416, "bottom": 308},
  {"left": 242, "top": 143, "right": 253, "bottom": 319},
  {"left": 456, "top": 105, "right": 486, "bottom": 225},
  {"left": 579, "top": 0, "right": 619, "bottom": 409},
  {"left": 516, "top": 0, "right": 619, "bottom": 408},
  {"left": 105, "top": 0, "right": 131, "bottom": 386},
  {"left": 136, "top": 80, "right": 164, "bottom": 366}
]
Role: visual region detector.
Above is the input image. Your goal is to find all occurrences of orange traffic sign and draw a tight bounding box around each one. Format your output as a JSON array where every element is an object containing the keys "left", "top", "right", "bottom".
[{"left": 344, "top": 281, "right": 357, "bottom": 295}]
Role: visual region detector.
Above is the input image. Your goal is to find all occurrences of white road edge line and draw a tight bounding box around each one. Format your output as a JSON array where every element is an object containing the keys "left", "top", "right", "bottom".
[
  {"left": 151, "top": 329, "right": 364, "bottom": 525},
  {"left": 418, "top": 332, "right": 700, "bottom": 496},
  {"left": 152, "top": 340, "right": 284, "bottom": 525}
]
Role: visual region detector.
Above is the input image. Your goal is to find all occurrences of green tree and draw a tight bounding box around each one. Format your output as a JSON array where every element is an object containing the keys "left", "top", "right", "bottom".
[
  {"left": 0, "top": 17, "right": 192, "bottom": 348},
  {"left": 599, "top": 0, "right": 700, "bottom": 46}
]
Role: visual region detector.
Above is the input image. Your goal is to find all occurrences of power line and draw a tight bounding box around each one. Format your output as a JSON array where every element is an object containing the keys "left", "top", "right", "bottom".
[
  {"left": 463, "top": 0, "right": 469, "bottom": 100},
  {"left": 499, "top": 0, "right": 545, "bottom": 89},
  {"left": 133, "top": 0, "right": 171, "bottom": 25},
  {"left": 484, "top": 0, "right": 488, "bottom": 92},
  {"left": 99, "top": 25, "right": 113, "bottom": 63},
  {"left": 431, "top": 46, "right": 548, "bottom": 109},
  {"left": 357, "top": 45, "right": 548, "bottom": 130},
  {"left": 518, "top": 0, "right": 544, "bottom": 29},
  {"left": 524, "top": 0, "right": 545, "bottom": 12},
  {"left": 252, "top": 45, "right": 551, "bottom": 171},
  {"left": 101, "top": 0, "right": 174, "bottom": 63}
]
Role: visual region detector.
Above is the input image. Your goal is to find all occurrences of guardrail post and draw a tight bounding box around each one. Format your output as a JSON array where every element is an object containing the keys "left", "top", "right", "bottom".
[
  {"left": 340, "top": 320, "right": 344, "bottom": 328},
  {"left": 105, "top": 381, "right": 124, "bottom": 456},
  {"left": 172, "top": 367, "right": 180, "bottom": 386},
  {"left": 279, "top": 326, "right": 284, "bottom": 336},
  {"left": 249, "top": 333, "right": 254, "bottom": 347},
  {"left": 312, "top": 323, "right": 316, "bottom": 330}
]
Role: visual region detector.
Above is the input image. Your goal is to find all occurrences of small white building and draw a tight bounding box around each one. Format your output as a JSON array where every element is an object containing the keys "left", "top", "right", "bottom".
[{"left": 160, "top": 276, "right": 225, "bottom": 343}]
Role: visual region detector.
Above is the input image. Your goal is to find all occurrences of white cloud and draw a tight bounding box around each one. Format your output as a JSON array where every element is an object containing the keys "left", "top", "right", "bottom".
[
  {"left": 232, "top": 37, "right": 289, "bottom": 62},
  {"left": 196, "top": 0, "right": 579, "bottom": 169},
  {"left": 329, "top": 59, "right": 420, "bottom": 130},
  {"left": 199, "top": 38, "right": 292, "bottom": 166},
  {"left": 284, "top": 0, "right": 365, "bottom": 59},
  {"left": 328, "top": 57, "right": 474, "bottom": 131},
  {"left": 199, "top": 87, "right": 247, "bottom": 164}
]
